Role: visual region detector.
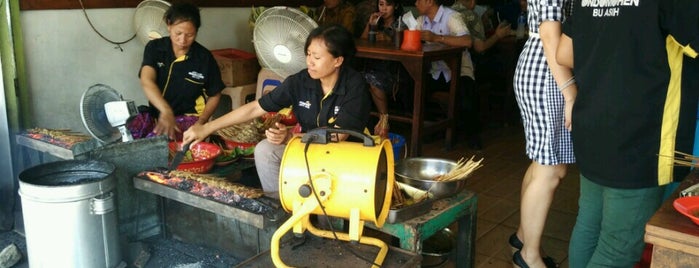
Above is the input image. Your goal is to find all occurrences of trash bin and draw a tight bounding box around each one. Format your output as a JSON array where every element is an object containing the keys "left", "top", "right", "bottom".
[{"left": 18, "top": 160, "right": 123, "bottom": 268}]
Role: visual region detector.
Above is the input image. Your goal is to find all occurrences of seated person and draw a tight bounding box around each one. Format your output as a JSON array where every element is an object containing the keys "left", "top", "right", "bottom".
[
  {"left": 415, "top": 0, "right": 483, "bottom": 149},
  {"left": 475, "top": 2, "right": 496, "bottom": 35},
  {"left": 130, "top": 2, "right": 224, "bottom": 141},
  {"left": 453, "top": 0, "right": 512, "bottom": 54},
  {"left": 315, "top": 0, "right": 357, "bottom": 35},
  {"left": 453, "top": 0, "right": 515, "bottom": 125},
  {"left": 353, "top": 0, "right": 379, "bottom": 38},
  {"left": 183, "top": 24, "right": 372, "bottom": 199},
  {"left": 359, "top": 0, "right": 413, "bottom": 139}
]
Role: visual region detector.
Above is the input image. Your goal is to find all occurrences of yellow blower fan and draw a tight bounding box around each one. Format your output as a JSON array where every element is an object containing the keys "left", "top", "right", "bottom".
[{"left": 271, "top": 128, "right": 394, "bottom": 268}]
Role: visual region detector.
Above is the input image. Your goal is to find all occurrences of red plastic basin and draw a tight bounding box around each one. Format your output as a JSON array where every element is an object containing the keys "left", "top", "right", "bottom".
[
  {"left": 673, "top": 196, "right": 699, "bottom": 226},
  {"left": 169, "top": 141, "right": 222, "bottom": 174}
]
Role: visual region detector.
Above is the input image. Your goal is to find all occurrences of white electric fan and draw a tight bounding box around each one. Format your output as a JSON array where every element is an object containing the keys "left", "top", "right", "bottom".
[
  {"left": 133, "top": 0, "right": 171, "bottom": 45},
  {"left": 80, "top": 84, "right": 139, "bottom": 144},
  {"left": 252, "top": 6, "right": 318, "bottom": 79}
]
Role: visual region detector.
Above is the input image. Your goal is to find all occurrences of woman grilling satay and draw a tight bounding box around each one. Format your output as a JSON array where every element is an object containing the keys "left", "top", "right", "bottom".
[
  {"left": 132, "top": 2, "right": 224, "bottom": 141},
  {"left": 183, "top": 24, "right": 372, "bottom": 199}
]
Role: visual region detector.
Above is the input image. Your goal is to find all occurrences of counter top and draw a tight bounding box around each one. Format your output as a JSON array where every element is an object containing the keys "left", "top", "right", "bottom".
[{"left": 645, "top": 171, "right": 699, "bottom": 256}]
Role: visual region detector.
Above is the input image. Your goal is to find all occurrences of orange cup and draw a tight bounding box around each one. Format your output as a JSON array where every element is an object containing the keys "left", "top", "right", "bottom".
[{"left": 400, "top": 30, "right": 422, "bottom": 51}]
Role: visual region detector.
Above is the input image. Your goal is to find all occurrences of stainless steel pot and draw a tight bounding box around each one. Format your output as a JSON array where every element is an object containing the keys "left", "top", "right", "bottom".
[
  {"left": 421, "top": 228, "right": 455, "bottom": 267},
  {"left": 394, "top": 158, "right": 466, "bottom": 199}
]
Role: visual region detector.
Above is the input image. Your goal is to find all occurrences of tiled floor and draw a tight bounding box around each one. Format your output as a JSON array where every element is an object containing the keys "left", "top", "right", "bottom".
[{"left": 396, "top": 123, "right": 580, "bottom": 268}]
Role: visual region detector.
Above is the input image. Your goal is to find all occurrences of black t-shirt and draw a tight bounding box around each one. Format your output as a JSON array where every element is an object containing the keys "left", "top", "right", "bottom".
[
  {"left": 140, "top": 38, "right": 225, "bottom": 116},
  {"left": 258, "top": 66, "right": 371, "bottom": 133},
  {"left": 563, "top": 0, "right": 699, "bottom": 188}
]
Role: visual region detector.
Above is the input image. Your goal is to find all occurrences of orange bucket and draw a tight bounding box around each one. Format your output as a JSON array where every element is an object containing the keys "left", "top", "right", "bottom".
[{"left": 401, "top": 30, "right": 422, "bottom": 51}]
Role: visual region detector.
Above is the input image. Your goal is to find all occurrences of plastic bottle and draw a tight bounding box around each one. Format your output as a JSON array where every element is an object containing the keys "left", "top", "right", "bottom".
[{"left": 516, "top": 12, "right": 526, "bottom": 39}]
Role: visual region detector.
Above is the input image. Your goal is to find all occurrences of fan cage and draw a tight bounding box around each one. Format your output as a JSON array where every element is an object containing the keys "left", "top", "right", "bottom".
[
  {"left": 253, "top": 7, "right": 318, "bottom": 79},
  {"left": 80, "top": 84, "right": 124, "bottom": 144},
  {"left": 134, "top": 0, "right": 171, "bottom": 45}
]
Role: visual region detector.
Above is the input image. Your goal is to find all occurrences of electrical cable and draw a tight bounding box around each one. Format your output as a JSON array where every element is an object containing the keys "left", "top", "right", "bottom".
[
  {"left": 302, "top": 135, "right": 382, "bottom": 267},
  {"left": 77, "top": 0, "right": 136, "bottom": 51}
]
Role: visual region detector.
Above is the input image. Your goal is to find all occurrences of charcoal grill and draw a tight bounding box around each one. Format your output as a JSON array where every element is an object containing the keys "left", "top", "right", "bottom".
[{"left": 133, "top": 168, "right": 284, "bottom": 229}]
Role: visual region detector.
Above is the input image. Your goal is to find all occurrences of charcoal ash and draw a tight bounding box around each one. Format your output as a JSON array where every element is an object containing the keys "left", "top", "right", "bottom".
[
  {"left": 238, "top": 198, "right": 268, "bottom": 214},
  {"left": 138, "top": 236, "right": 240, "bottom": 268},
  {"left": 176, "top": 180, "right": 194, "bottom": 191},
  {"left": 0, "top": 230, "right": 242, "bottom": 268}
]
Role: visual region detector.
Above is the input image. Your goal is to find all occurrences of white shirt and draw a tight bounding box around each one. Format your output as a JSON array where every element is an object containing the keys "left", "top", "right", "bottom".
[{"left": 417, "top": 5, "right": 474, "bottom": 80}]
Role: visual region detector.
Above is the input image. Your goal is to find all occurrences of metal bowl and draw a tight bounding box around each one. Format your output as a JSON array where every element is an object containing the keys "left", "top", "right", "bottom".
[
  {"left": 394, "top": 158, "right": 466, "bottom": 199},
  {"left": 421, "top": 228, "right": 455, "bottom": 267}
]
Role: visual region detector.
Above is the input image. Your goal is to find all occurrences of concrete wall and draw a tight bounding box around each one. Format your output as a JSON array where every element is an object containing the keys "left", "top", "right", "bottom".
[{"left": 19, "top": 7, "right": 254, "bottom": 133}]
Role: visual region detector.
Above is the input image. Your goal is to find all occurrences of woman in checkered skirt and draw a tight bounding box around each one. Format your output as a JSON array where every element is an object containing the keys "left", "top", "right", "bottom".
[{"left": 511, "top": 0, "right": 576, "bottom": 267}]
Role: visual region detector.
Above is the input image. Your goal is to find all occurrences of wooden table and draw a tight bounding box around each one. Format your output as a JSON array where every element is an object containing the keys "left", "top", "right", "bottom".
[
  {"left": 645, "top": 171, "right": 699, "bottom": 267},
  {"left": 355, "top": 39, "right": 464, "bottom": 156}
]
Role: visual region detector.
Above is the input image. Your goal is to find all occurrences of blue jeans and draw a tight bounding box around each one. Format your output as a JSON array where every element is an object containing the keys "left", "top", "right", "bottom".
[{"left": 568, "top": 175, "right": 664, "bottom": 268}]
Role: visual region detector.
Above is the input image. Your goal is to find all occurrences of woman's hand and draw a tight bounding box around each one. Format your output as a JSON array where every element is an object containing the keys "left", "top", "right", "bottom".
[
  {"left": 368, "top": 12, "right": 382, "bottom": 25},
  {"left": 182, "top": 123, "right": 208, "bottom": 147},
  {"left": 563, "top": 85, "right": 577, "bottom": 131},
  {"left": 265, "top": 122, "right": 290, "bottom": 145},
  {"left": 154, "top": 112, "right": 179, "bottom": 140},
  {"left": 493, "top": 22, "right": 513, "bottom": 39}
]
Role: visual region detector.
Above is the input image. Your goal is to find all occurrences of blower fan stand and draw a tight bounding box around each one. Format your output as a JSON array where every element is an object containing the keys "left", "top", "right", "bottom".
[{"left": 271, "top": 128, "right": 395, "bottom": 268}]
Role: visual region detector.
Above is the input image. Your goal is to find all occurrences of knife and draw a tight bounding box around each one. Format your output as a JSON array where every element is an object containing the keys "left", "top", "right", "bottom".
[{"left": 169, "top": 142, "right": 192, "bottom": 171}]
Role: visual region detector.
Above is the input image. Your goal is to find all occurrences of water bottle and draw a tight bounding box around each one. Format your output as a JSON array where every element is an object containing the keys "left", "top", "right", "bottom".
[{"left": 516, "top": 12, "right": 526, "bottom": 39}]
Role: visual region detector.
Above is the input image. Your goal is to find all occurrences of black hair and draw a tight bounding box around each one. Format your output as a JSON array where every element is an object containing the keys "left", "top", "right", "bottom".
[
  {"left": 304, "top": 24, "right": 357, "bottom": 60},
  {"left": 376, "top": 0, "right": 405, "bottom": 34},
  {"left": 381, "top": 0, "right": 405, "bottom": 16},
  {"left": 164, "top": 2, "right": 201, "bottom": 30}
]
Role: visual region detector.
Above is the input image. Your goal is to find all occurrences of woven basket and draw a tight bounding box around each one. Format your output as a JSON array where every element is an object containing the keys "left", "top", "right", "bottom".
[{"left": 215, "top": 120, "right": 263, "bottom": 144}]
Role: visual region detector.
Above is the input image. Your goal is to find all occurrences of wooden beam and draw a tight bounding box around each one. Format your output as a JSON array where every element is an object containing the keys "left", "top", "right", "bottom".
[{"left": 19, "top": 0, "right": 323, "bottom": 10}]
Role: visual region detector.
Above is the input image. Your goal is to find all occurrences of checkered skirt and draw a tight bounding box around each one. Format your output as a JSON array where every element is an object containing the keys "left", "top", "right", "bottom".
[{"left": 513, "top": 35, "right": 575, "bottom": 165}]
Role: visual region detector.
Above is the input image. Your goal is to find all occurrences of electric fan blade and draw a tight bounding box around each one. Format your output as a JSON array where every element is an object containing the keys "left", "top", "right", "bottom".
[{"left": 253, "top": 7, "right": 318, "bottom": 79}]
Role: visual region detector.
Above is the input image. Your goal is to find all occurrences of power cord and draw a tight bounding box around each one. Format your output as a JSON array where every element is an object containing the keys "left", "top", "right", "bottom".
[
  {"left": 302, "top": 135, "right": 382, "bottom": 267},
  {"left": 77, "top": 0, "right": 136, "bottom": 51}
]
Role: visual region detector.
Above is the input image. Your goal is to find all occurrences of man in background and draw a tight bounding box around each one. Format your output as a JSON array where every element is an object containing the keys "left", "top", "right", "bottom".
[{"left": 415, "top": 0, "right": 484, "bottom": 149}]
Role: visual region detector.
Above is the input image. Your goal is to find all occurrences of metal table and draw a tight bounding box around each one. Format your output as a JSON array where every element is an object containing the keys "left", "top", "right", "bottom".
[{"left": 368, "top": 190, "right": 477, "bottom": 268}]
